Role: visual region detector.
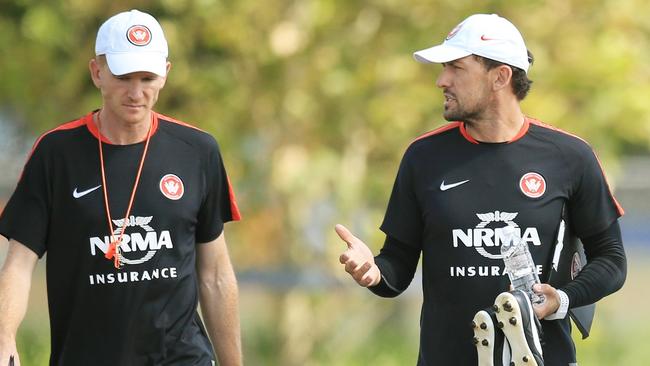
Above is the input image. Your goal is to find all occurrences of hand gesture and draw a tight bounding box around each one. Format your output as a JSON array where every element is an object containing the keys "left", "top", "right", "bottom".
[{"left": 335, "top": 224, "right": 381, "bottom": 287}]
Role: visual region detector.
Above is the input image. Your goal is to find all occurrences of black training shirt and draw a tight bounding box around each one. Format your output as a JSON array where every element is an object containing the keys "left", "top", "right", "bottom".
[
  {"left": 0, "top": 111, "right": 240, "bottom": 366},
  {"left": 380, "top": 117, "right": 623, "bottom": 366}
]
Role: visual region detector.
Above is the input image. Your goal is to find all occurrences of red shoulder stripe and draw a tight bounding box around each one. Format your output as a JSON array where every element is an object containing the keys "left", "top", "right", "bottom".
[
  {"left": 527, "top": 117, "right": 589, "bottom": 144},
  {"left": 528, "top": 117, "right": 624, "bottom": 216},
  {"left": 18, "top": 116, "right": 88, "bottom": 181},
  {"left": 155, "top": 112, "right": 205, "bottom": 132},
  {"left": 411, "top": 122, "right": 462, "bottom": 144},
  {"left": 30, "top": 117, "right": 86, "bottom": 154},
  {"left": 154, "top": 112, "right": 241, "bottom": 220}
]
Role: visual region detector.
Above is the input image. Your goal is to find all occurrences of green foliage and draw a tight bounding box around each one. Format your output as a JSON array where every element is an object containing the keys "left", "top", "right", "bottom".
[
  {"left": 2, "top": 0, "right": 649, "bottom": 364},
  {"left": 2, "top": 0, "right": 649, "bottom": 270}
]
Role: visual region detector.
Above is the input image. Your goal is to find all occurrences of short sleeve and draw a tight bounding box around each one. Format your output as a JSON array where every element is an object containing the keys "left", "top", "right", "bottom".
[
  {"left": 195, "top": 138, "right": 240, "bottom": 243},
  {"left": 0, "top": 144, "right": 51, "bottom": 257},
  {"left": 568, "top": 146, "right": 623, "bottom": 238},
  {"left": 379, "top": 150, "right": 423, "bottom": 249}
]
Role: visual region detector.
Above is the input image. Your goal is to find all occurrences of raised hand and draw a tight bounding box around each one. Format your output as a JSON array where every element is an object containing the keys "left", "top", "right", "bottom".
[{"left": 335, "top": 224, "right": 381, "bottom": 287}]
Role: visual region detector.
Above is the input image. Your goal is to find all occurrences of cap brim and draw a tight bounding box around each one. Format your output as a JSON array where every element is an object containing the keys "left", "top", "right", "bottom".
[
  {"left": 413, "top": 44, "right": 471, "bottom": 64},
  {"left": 105, "top": 53, "right": 167, "bottom": 77}
]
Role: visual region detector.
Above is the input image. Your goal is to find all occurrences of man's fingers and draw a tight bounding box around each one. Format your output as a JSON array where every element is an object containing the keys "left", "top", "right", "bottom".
[
  {"left": 360, "top": 264, "right": 377, "bottom": 282},
  {"left": 339, "top": 251, "right": 350, "bottom": 265},
  {"left": 335, "top": 224, "right": 357, "bottom": 249},
  {"left": 344, "top": 257, "right": 363, "bottom": 274},
  {"left": 351, "top": 262, "right": 372, "bottom": 282}
]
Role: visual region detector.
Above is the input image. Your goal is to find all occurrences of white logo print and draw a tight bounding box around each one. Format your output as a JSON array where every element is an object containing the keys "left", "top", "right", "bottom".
[
  {"left": 132, "top": 30, "right": 147, "bottom": 41},
  {"left": 165, "top": 180, "right": 179, "bottom": 194},
  {"left": 89, "top": 215, "right": 173, "bottom": 265},
  {"left": 525, "top": 179, "right": 541, "bottom": 192},
  {"left": 73, "top": 185, "right": 102, "bottom": 198},
  {"left": 440, "top": 179, "right": 470, "bottom": 191},
  {"left": 452, "top": 210, "right": 541, "bottom": 259}
]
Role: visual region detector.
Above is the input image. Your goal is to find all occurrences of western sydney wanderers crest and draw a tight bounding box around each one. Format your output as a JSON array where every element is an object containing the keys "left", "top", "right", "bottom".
[
  {"left": 519, "top": 172, "right": 546, "bottom": 198},
  {"left": 127, "top": 25, "right": 152, "bottom": 46},
  {"left": 160, "top": 174, "right": 184, "bottom": 200}
]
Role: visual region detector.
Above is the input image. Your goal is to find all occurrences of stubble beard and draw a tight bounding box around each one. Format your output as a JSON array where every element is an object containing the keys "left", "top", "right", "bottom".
[{"left": 443, "top": 103, "right": 482, "bottom": 123}]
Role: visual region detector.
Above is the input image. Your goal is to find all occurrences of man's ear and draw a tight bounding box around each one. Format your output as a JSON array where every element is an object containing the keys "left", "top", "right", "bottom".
[
  {"left": 492, "top": 65, "right": 513, "bottom": 92},
  {"left": 89, "top": 57, "right": 102, "bottom": 88}
]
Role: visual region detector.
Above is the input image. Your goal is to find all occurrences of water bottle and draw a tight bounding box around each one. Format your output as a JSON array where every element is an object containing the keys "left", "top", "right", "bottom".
[{"left": 500, "top": 226, "right": 545, "bottom": 304}]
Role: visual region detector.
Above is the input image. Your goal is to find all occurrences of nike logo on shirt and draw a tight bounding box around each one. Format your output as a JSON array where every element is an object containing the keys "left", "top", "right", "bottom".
[
  {"left": 73, "top": 185, "right": 102, "bottom": 198},
  {"left": 439, "top": 180, "right": 470, "bottom": 191}
]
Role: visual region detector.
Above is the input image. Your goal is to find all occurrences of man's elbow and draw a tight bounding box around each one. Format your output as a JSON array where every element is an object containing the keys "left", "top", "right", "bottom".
[
  {"left": 198, "top": 270, "right": 239, "bottom": 297},
  {"left": 611, "top": 257, "right": 627, "bottom": 294}
]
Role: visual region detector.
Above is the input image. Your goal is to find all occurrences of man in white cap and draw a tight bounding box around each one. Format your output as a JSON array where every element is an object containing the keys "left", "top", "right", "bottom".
[
  {"left": 336, "top": 13, "right": 626, "bottom": 366},
  {"left": 0, "top": 9, "right": 242, "bottom": 365}
]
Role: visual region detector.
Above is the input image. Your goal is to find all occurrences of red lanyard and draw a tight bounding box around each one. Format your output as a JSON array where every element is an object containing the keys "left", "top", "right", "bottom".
[{"left": 96, "top": 111, "right": 153, "bottom": 269}]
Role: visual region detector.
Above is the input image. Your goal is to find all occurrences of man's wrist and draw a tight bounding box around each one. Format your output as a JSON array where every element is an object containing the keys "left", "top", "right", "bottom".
[{"left": 544, "top": 289, "right": 569, "bottom": 320}]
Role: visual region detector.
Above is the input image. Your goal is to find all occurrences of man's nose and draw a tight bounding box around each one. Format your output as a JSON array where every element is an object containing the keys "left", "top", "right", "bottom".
[
  {"left": 127, "top": 80, "right": 145, "bottom": 99},
  {"left": 435, "top": 69, "right": 450, "bottom": 89}
]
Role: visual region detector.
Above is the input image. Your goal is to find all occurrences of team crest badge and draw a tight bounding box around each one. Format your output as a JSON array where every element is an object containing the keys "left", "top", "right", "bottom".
[
  {"left": 571, "top": 252, "right": 583, "bottom": 280},
  {"left": 160, "top": 174, "right": 184, "bottom": 200},
  {"left": 445, "top": 21, "right": 464, "bottom": 40},
  {"left": 127, "top": 25, "right": 152, "bottom": 46},
  {"left": 445, "top": 23, "right": 463, "bottom": 41},
  {"left": 519, "top": 172, "right": 546, "bottom": 198}
]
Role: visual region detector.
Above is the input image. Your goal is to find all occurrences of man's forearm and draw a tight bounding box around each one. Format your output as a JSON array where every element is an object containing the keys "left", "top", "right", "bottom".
[
  {"left": 0, "top": 268, "right": 31, "bottom": 340},
  {"left": 199, "top": 269, "right": 242, "bottom": 366},
  {"left": 0, "top": 240, "right": 38, "bottom": 359},
  {"left": 562, "top": 221, "right": 626, "bottom": 308}
]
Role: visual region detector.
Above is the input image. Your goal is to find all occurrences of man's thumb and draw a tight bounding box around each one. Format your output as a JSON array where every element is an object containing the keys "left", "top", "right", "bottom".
[{"left": 335, "top": 224, "right": 356, "bottom": 249}]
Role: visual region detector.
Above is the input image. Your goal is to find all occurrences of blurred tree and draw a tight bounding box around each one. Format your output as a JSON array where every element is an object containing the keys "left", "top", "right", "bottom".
[{"left": 2, "top": 0, "right": 650, "bottom": 271}]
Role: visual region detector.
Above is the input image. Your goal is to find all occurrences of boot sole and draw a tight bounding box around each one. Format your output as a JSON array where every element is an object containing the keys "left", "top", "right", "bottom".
[
  {"left": 494, "top": 291, "right": 543, "bottom": 366},
  {"left": 473, "top": 310, "right": 497, "bottom": 366}
]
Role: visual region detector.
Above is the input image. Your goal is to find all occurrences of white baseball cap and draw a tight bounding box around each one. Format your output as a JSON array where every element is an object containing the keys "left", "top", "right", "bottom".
[
  {"left": 95, "top": 9, "right": 168, "bottom": 77},
  {"left": 413, "top": 14, "right": 530, "bottom": 73}
]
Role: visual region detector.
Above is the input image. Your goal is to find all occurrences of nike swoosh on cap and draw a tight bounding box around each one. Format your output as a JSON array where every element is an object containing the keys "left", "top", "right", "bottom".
[
  {"left": 440, "top": 180, "right": 470, "bottom": 191},
  {"left": 73, "top": 185, "right": 102, "bottom": 198},
  {"left": 480, "top": 35, "right": 498, "bottom": 41}
]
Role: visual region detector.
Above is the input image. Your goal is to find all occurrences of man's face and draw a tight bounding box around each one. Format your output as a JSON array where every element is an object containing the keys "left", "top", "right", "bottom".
[
  {"left": 435, "top": 55, "right": 493, "bottom": 123},
  {"left": 90, "top": 57, "right": 169, "bottom": 125}
]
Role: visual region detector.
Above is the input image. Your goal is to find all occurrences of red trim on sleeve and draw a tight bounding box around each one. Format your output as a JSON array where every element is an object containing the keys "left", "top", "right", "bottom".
[
  {"left": 226, "top": 176, "right": 241, "bottom": 221},
  {"left": 155, "top": 112, "right": 241, "bottom": 221},
  {"left": 528, "top": 117, "right": 625, "bottom": 217},
  {"left": 586, "top": 150, "right": 625, "bottom": 216}
]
